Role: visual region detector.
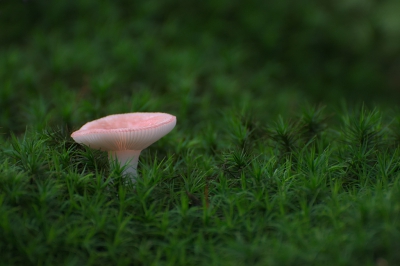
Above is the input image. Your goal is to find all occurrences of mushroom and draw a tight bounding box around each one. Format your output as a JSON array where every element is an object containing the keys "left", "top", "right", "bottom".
[{"left": 71, "top": 112, "right": 176, "bottom": 182}]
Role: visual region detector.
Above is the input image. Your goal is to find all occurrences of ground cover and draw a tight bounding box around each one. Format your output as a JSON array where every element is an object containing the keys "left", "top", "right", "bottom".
[{"left": 1, "top": 1, "right": 400, "bottom": 265}]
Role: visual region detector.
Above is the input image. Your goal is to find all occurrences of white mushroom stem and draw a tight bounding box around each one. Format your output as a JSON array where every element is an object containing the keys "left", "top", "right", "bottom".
[{"left": 108, "top": 150, "right": 142, "bottom": 181}]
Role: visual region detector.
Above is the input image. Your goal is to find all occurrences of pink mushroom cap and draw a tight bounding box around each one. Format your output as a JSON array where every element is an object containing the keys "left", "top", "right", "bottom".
[{"left": 71, "top": 113, "right": 176, "bottom": 151}]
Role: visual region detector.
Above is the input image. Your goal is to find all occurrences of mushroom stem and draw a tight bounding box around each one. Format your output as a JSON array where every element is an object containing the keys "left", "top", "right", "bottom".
[{"left": 108, "top": 150, "right": 142, "bottom": 181}]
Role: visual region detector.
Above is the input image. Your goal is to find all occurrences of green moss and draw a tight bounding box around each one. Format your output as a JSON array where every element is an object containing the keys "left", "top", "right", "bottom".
[{"left": 1, "top": 1, "right": 400, "bottom": 265}]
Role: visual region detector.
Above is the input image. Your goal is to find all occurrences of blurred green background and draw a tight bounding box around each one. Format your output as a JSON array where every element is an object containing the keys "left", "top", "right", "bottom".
[{"left": 1, "top": 0, "right": 400, "bottom": 133}]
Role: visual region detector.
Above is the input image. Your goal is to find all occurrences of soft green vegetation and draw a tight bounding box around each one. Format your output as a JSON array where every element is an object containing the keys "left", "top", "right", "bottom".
[{"left": 1, "top": 1, "right": 400, "bottom": 265}]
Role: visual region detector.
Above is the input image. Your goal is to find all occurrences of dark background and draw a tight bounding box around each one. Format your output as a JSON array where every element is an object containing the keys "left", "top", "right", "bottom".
[{"left": 1, "top": 0, "right": 400, "bottom": 132}]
